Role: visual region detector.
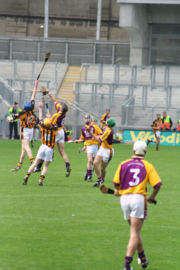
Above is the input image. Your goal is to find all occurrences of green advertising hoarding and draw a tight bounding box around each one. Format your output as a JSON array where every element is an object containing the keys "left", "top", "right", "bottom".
[{"left": 123, "top": 130, "right": 180, "bottom": 146}]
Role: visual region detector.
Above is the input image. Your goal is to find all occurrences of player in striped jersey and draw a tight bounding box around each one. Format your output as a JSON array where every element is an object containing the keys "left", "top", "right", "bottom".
[
  {"left": 38, "top": 89, "right": 71, "bottom": 177},
  {"left": 113, "top": 140, "right": 162, "bottom": 270},
  {"left": 8, "top": 80, "right": 39, "bottom": 172},
  {"left": 147, "top": 113, "right": 162, "bottom": 151},
  {"left": 75, "top": 114, "right": 102, "bottom": 181},
  {"left": 22, "top": 103, "right": 58, "bottom": 186}
]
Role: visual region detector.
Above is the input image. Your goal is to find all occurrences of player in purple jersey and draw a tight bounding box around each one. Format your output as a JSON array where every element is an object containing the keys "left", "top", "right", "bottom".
[
  {"left": 88, "top": 118, "right": 115, "bottom": 187},
  {"left": 75, "top": 115, "right": 102, "bottom": 181},
  {"left": 112, "top": 140, "right": 162, "bottom": 270}
]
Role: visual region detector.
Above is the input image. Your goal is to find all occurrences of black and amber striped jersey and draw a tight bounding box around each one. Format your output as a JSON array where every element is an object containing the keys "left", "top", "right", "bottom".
[
  {"left": 152, "top": 119, "right": 162, "bottom": 134},
  {"left": 38, "top": 121, "right": 58, "bottom": 150},
  {"left": 13, "top": 100, "right": 36, "bottom": 128}
]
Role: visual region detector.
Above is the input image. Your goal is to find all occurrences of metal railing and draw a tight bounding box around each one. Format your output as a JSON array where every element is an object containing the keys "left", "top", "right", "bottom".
[
  {"left": 121, "top": 105, "right": 180, "bottom": 129},
  {"left": 80, "top": 64, "right": 180, "bottom": 89},
  {"left": 0, "top": 60, "right": 67, "bottom": 90},
  {"left": 0, "top": 79, "right": 14, "bottom": 105},
  {"left": 0, "top": 36, "right": 130, "bottom": 65}
]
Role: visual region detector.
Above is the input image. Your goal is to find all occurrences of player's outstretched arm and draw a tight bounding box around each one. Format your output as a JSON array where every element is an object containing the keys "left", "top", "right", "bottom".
[
  {"left": 45, "top": 89, "right": 57, "bottom": 103},
  {"left": 31, "top": 80, "right": 39, "bottom": 101},
  {"left": 39, "top": 102, "right": 43, "bottom": 121},
  {"left": 74, "top": 138, "right": 84, "bottom": 143}
]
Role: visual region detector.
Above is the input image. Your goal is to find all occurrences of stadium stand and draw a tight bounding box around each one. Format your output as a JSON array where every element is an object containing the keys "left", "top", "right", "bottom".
[
  {"left": 1, "top": 0, "right": 180, "bottom": 138},
  {"left": 77, "top": 64, "right": 180, "bottom": 129}
]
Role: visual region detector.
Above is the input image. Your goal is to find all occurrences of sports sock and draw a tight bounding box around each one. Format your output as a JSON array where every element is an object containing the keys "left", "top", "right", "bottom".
[
  {"left": 37, "top": 162, "right": 43, "bottom": 170},
  {"left": 25, "top": 172, "right": 31, "bottom": 178},
  {"left": 138, "top": 250, "right": 146, "bottom": 263},
  {"left": 29, "top": 157, "right": 34, "bottom": 164},
  {"left": 87, "top": 169, "right": 92, "bottom": 176},
  {"left": 124, "top": 256, "right": 133, "bottom": 268},
  {"left": 17, "top": 162, "right": 22, "bottom": 167},
  {"left": 39, "top": 175, "right": 45, "bottom": 182},
  {"left": 65, "top": 162, "right": 70, "bottom": 169}
]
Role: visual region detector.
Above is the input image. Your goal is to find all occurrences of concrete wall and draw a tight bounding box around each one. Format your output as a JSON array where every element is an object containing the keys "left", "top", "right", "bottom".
[
  {"left": 0, "top": 0, "right": 129, "bottom": 41},
  {"left": 0, "top": 0, "right": 119, "bottom": 19},
  {"left": 148, "top": 5, "right": 180, "bottom": 23},
  {"left": 117, "top": 1, "right": 180, "bottom": 65}
]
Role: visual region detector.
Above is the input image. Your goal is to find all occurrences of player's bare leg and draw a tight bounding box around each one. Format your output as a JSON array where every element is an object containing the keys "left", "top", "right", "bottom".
[
  {"left": 22, "top": 139, "right": 34, "bottom": 163},
  {"left": 93, "top": 155, "right": 103, "bottom": 187},
  {"left": 11, "top": 139, "right": 34, "bottom": 172},
  {"left": 11, "top": 144, "right": 26, "bottom": 172},
  {"left": 156, "top": 136, "right": 160, "bottom": 151},
  {"left": 136, "top": 235, "right": 149, "bottom": 267},
  {"left": 57, "top": 142, "right": 71, "bottom": 177},
  {"left": 38, "top": 161, "right": 50, "bottom": 186},
  {"left": 22, "top": 158, "right": 42, "bottom": 185},
  {"left": 123, "top": 217, "right": 144, "bottom": 270},
  {"left": 127, "top": 217, "right": 144, "bottom": 256},
  {"left": 101, "top": 160, "right": 109, "bottom": 181},
  {"left": 85, "top": 152, "right": 93, "bottom": 181}
]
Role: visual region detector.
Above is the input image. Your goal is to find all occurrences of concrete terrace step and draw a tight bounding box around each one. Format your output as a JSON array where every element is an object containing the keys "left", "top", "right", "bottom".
[{"left": 57, "top": 66, "right": 85, "bottom": 105}]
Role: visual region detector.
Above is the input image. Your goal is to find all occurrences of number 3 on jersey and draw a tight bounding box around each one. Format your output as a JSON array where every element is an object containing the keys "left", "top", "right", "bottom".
[{"left": 129, "top": 168, "right": 140, "bottom": 186}]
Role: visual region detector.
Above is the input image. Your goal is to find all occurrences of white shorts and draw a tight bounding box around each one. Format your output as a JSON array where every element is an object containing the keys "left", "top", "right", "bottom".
[
  {"left": 120, "top": 194, "right": 145, "bottom": 220},
  {"left": 96, "top": 146, "right": 114, "bottom": 163},
  {"left": 86, "top": 144, "right": 99, "bottom": 158},
  {"left": 56, "top": 128, "right": 65, "bottom": 143},
  {"left": 22, "top": 128, "right": 34, "bottom": 141},
  {"left": 36, "top": 144, "right": 54, "bottom": 162},
  {"left": 155, "top": 131, "right": 161, "bottom": 138}
]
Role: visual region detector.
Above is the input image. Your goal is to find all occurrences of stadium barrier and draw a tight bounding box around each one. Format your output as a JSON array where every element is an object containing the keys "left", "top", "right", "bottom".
[
  {"left": 123, "top": 129, "right": 180, "bottom": 146},
  {"left": 0, "top": 37, "right": 129, "bottom": 65}
]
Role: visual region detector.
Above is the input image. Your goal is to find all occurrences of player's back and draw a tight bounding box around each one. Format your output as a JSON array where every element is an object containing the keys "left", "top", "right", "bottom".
[
  {"left": 39, "top": 122, "right": 58, "bottom": 149},
  {"left": 113, "top": 157, "right": 159, "bottom": 195}
]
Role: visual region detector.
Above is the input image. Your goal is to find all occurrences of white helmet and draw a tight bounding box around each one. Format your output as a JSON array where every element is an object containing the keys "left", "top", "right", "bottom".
[{"left": 133, "top": 140, "right": 147, "bottom": 155}]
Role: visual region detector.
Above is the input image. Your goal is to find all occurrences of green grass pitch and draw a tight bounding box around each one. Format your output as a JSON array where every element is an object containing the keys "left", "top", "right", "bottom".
[{"left": 0, "top": 139, "right": 180, "bottom": 270}]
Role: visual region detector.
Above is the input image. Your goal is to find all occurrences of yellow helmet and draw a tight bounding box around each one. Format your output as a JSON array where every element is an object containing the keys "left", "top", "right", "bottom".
[{"left": 43, "top": 118, "right": 51, "bottom": 128}]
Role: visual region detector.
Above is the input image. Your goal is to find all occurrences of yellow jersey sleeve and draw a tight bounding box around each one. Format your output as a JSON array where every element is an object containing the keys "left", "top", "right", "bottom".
[
  {"left": 51, "top": 112, "right": 60, "bottom": 126},
  {"left": 100, "top": 127, "right": 113, "bottom": 149},
  {"left": 94, "top": 124, "right": 102, "bottom": 135},
  {"left": 55, "top": 103, "right": 62, "bottom": 112}
]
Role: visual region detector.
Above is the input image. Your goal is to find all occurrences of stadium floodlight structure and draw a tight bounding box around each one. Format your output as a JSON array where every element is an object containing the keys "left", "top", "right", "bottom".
[
  {"left": 44, "top": 0, "right": 49, "bottom": 38},
  {"left": 96, "top": 0, "right": 102, "bottom": 40},
  {"left": 117, "top": 0, "right": 180, "bottom": 4}
]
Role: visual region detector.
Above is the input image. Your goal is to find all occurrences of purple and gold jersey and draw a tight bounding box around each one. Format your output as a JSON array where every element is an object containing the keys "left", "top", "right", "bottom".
[
  {"left": 80, "top": 124, "right": 102, "bottom": 146},
  {"left": 101, "top": 113, "right": 109, "bottom": 128},
  {"left": 100, "top": 127, "right": 113, "bottom": 149},
  {"left": 55, "top": 102, "right": 62, "bottom": 112},
  {"left": 51, "top": 112, "right": 65, "bottom": 130},
  {"left": 51, "top": 102, "right": 65, "bottom": 130},
  {"left": 113, "top": 157, "right": 162, "bottom": 196}
]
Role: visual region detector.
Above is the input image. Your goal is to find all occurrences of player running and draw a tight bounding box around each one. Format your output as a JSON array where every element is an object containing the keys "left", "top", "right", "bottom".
[
  {"left": 147, "top": 113, "right": 162, "bottom": 151},
  {"left": 22, "top": 103, "right": 58, "bottom": 186}
]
